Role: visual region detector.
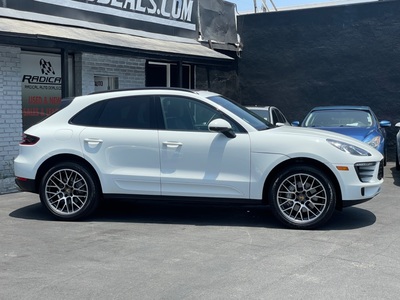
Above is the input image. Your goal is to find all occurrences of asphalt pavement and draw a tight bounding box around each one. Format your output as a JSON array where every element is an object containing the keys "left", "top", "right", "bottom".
[{"left": 1, "top": 162, "right": 400, "bottom": 299}]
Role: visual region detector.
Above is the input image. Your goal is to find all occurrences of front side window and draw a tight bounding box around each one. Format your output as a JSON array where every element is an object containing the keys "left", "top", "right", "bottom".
[
  {"left": 160, "top": 96, "right": 238, "bottom": 132},
  {"left": 277, "top": 110, "right": 288, "bottom": 124},
  {"left": 272, "top": 109, "right": 280, "bottom": 125},
  {"left": 208, "top": 95, "right": 272, "bottom": 131},
  {"left": 272, "top": 108, "right": 288, "bottom": 124}
]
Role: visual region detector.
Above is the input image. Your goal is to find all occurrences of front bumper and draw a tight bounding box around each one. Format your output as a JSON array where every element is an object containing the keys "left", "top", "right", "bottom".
[{"left": 336, "top": 160, "right": 383, "bottom": 206}]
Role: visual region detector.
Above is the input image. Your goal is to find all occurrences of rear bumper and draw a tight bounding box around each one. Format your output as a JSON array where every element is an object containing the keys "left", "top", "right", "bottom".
[{"left": 15, "top": 177, "right": 37, "bottom": 193}]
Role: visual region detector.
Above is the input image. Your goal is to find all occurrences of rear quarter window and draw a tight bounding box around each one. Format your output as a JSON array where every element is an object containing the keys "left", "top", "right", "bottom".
[
  {"left": 69, "top": 101, "right": 104, "bottom": 126},
  {"left": 70, "top": 95, "right": 154, "bottom": 129}
]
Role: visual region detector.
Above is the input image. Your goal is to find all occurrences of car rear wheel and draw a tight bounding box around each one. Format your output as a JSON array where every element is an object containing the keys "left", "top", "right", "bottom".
[
  {"left": 39, "top": 162, "right": 100, "bottom": 220},
  {"left": 396, "top": 146, "right": 400, "bottom": 171},
  {"left": 269, "top": 165, "right": 336, "bottom": 229}
]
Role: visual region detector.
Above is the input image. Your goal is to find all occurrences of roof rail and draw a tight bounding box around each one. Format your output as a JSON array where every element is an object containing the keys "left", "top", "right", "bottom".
[{"left": 89, "top": 87, "right": 195, "bottom": 95}]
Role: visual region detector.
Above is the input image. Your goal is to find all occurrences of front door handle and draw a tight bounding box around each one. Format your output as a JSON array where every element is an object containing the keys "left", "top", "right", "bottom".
[{"left": 84, "top": 138, "right": 103, "bottom": 146}]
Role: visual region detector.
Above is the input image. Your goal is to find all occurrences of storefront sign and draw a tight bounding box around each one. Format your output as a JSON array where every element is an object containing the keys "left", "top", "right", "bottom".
[
  {"left": 21, "top": 52, "right": 62, "bottom": 130},
  {"left": 5, "top": 0, "right": 198, "bottom": 39}
]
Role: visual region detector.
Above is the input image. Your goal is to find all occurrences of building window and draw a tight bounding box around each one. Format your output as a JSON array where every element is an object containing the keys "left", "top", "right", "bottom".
[
  {"left": 94, "top": 76, "right": 119, "bottom": 92},
  {"left": 21, "top": 51, "right": 62, "bottom": 130},
  {"left": 146, "top": 61, "right": 194, "bottom": 89},
  {"left": 21, "top": 51, "right": 76, "bottom": 130}
]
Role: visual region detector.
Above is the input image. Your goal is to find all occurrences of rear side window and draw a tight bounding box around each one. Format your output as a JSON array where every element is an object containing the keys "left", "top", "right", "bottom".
[
  {"left": 70, "top": 96, "right": 154, "bottom": 129},
  {"left": 70, "top": 101, "right": 104, "bottom": 126}
]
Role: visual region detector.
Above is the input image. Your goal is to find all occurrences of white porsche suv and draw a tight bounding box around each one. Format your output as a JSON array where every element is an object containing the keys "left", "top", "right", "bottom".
[{"left": 14, "top": 89, "right": 384, "bottom": 229}]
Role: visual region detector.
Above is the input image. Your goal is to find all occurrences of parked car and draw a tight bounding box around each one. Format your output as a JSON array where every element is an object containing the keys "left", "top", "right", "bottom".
[
  {"left": 293, "top": 106, "right": 391, "bottom": 165},
  {"left": 395, "top": 122, "right": 400, "bottom": 170},
  {"left": 247, "top": 106, "right": 290, "bottom": 126},
  {"left": 14, "top": 89, "right": 384, "bottom": 229}
]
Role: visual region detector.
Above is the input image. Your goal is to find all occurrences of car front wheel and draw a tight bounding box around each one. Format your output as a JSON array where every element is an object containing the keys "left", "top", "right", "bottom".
[
  {"left": 39, "top": 162, "right": 100, "bottom": 220},
  {"left": 269, "top": 165, "right": 336, "bottom": 229}
]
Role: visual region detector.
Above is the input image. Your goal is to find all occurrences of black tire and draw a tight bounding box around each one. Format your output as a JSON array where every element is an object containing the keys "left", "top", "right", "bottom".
[
  {"left": 269, "top": 164, "right": 336, "bottom": 230},
  {"left": 396, "top": 146, "right": 400, "bottom": 171},
  {"left": 39, "top": 161, "right": 100, "bottom": 221}
]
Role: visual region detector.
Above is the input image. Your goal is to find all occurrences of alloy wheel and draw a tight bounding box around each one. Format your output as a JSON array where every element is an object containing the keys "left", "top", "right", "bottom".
[
  {"left": 276, "top": 173, "right": 328, "bottom": 224},
  {"left": 44, "top": 168, "right": 89, "bottom": 216}
]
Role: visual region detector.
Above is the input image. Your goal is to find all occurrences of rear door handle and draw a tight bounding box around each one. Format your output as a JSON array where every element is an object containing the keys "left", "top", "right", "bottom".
[{"left": 162, "top": 141, "right": 183, "bottom": 148}]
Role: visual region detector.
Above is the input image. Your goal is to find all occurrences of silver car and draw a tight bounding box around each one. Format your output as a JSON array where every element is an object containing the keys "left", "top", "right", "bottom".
[{"left": 246, "top": 106, "right": 290, "bottom": 126}]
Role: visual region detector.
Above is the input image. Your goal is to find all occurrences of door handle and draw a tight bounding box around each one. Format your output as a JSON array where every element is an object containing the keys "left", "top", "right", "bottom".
[
  {"left": 84, "top": 138, "right": 103, "bottom": 146},
  {"left": 162, "top": 141, "right": 183, "bottom": 148}
]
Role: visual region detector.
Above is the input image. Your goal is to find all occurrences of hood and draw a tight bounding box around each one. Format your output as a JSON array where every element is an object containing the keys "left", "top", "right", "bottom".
[
  {"left": 263, "top": 125, "right": 379, "bottom": 151},
  {"left": 309, "top": 126, "right": 377, "bottom": 142},
  {"left": 270, "top": 125, "right": 363, "bottom": 143}
]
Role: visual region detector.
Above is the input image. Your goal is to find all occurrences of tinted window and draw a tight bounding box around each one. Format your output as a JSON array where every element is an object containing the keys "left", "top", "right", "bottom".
[
  {"left": 272, "top": 109, "right": 280, "bottom": 125},
  {"left": 276, "top": 110, "right": 288, "bottom": 123},
  {"left": 70, "top": 101, "right": 104, "bottom": 126},
  {"left": 160, "top": 96, "right": 239, "bottom": 132},
  {"left": 208, "top": 95, "right": 272, "bottom": 130},
  {"left": 71, "top": 96, "right": 154, "bottom": 129}
]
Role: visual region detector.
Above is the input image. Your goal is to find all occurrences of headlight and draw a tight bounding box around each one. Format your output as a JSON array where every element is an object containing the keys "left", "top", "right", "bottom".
[
  {"left": 327, "top": 139, "right": 371, "bottom": 156},
  {"left": 365, "top": 136, "right": 381, "bottom": 149}
]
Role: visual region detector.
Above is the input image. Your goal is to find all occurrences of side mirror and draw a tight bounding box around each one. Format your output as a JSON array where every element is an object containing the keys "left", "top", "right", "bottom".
[
  {"left": 291, "top": 121, "right": 300, "bottom": 127},
  {"left": 275, "top": 122, "right": 286, "bottom": 127},
  {"left": 208, "top": 119, "right": 236, "bottom": 138},
  {"left": 380, "top": 120, "right": 391, "bottom": 127},
  {"left": 395, "top": 122, "right": 400, "bottom": 128}
]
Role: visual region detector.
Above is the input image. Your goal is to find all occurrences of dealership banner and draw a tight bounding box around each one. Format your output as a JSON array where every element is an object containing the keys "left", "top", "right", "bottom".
[
  {"left": 199, "top": 0, "right": 238, "bottom": 46},
  {"left": 21, "top": 53, "right": 62, "bottom": 130},
  {"left": 4, "top": 0, "right": 199, "bottom": 39}
]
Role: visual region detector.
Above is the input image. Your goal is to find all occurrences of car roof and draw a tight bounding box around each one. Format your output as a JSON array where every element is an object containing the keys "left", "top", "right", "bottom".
[
  {"left": 193, "top": 90, "right": 221, "bottom": 98},
  {"left": 246, "top": 106, "right": 272, "bottom": 110},
  {"left": 89, "top": 87, "right": 196, "bottom": 95},
  {"left": 310, "top": 105, "right": 371, "bottom": 111}
]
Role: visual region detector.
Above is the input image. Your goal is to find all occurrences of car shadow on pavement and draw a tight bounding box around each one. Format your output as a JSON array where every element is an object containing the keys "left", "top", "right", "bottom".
[
  {"left": 10, "top": 199, "right": 376, "bottom": 231},
  {"left": 389, "top": 166, "right": 400, "bottom": 187}
]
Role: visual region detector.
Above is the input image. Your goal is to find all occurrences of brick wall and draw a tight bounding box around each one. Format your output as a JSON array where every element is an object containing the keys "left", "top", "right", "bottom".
[
  {"left": 75, "top": 53, "right": 146, "bottom": 95},
  {"left": 0, "top": 46, "right": 22, "bottom": 194}
]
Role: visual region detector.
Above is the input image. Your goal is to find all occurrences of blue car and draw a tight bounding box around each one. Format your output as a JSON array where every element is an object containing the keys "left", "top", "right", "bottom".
[{"left": 293, "top": 106, "right": 391, "bottom": 164}]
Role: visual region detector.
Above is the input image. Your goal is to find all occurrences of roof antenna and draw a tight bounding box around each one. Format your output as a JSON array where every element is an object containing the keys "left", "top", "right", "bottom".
[{"left": 254, "top": 0, "right": 278, "bottom": 12}]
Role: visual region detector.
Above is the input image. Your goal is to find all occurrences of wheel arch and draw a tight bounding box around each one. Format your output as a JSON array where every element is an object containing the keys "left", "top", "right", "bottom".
[
  {"left": 35, "top": 154, "right": 102, "bottom": 194},
  {"left": 262, "top": 157, "right": 343, "bottom": 210}
]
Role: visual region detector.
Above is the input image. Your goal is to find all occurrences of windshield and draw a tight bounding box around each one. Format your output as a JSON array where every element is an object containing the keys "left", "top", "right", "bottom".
[
  {"left": 303, "top": 110, "right": 373, "bottom": 128},
  {"left": 207, "top": 95, "right": 273, "bottom": 130},
  {"left": 248, "top": 108, "right": 270, "bottom": 121}
]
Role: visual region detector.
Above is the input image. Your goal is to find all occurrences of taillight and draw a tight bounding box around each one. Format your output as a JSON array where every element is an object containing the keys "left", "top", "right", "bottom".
[{"left": 20, "top": 134, "right": 40, "bottom": 145}]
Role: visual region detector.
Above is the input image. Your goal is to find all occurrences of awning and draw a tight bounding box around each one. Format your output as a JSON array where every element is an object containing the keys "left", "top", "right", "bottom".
[{"left": 0, "top": 9, "right": 234, "bottom": 64}]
